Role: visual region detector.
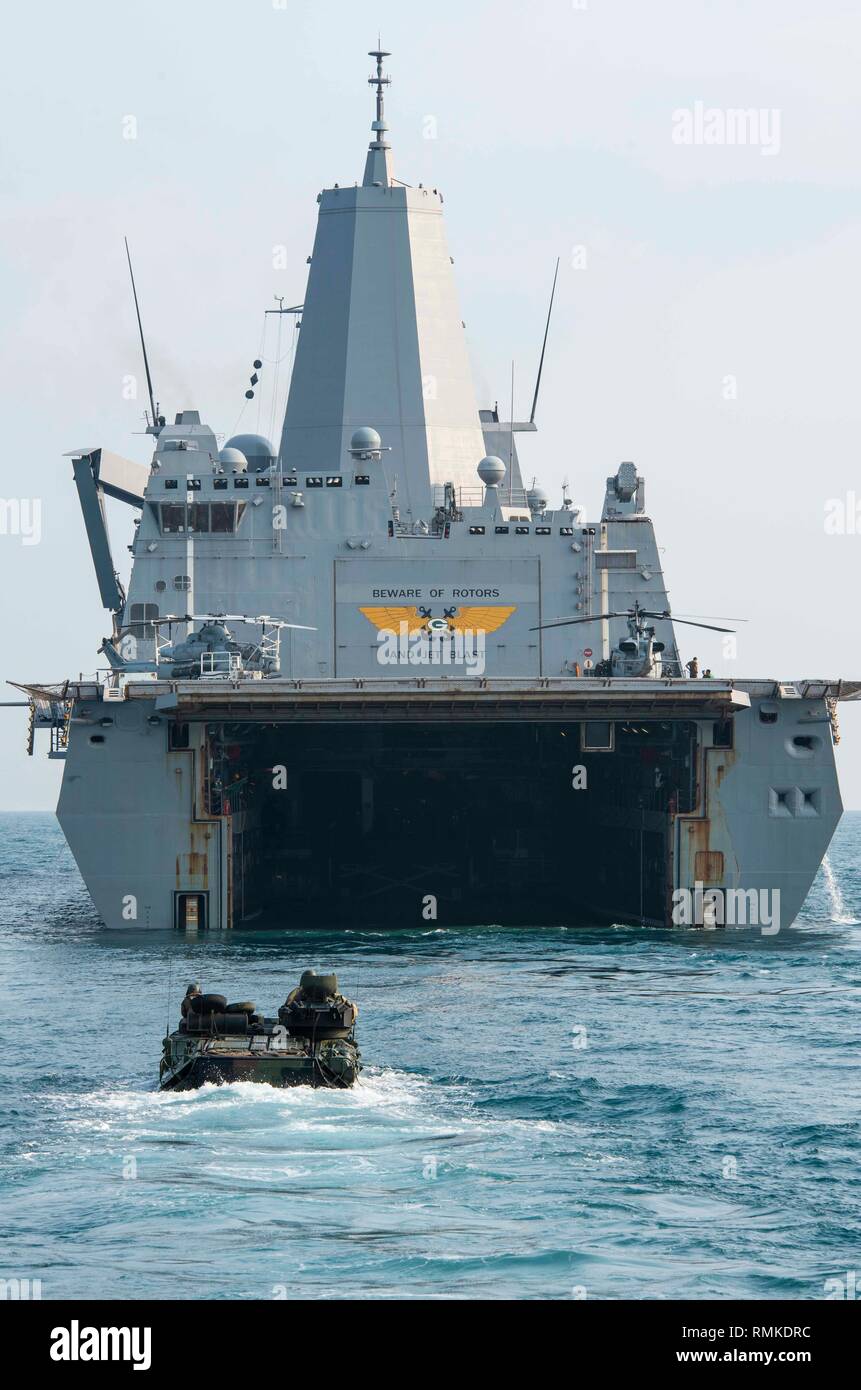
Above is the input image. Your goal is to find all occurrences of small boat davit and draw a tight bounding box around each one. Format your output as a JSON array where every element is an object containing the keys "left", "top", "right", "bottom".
[{"left": 159, "top": 971, "right": 360, "bottom": 1090}]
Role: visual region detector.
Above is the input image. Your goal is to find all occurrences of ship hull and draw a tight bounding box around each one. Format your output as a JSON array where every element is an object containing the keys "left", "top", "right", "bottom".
[{"left": 56, "top": 677, "right": 844, "bottom": 933}]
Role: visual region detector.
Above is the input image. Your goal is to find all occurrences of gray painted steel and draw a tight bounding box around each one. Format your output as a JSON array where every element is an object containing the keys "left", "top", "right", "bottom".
[{"left": 16, "top": 52, "right": 858, "bottom": 931}]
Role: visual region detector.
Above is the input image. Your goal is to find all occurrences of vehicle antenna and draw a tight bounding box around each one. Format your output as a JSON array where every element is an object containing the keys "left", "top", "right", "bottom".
[{"left": 164, "top": 952, "right": 173, "bottom": 1039}]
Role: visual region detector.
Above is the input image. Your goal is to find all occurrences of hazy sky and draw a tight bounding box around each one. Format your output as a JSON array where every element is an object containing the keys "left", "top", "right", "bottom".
[{"left": 2, "top": 0, "right": 860, "bottom": 808}]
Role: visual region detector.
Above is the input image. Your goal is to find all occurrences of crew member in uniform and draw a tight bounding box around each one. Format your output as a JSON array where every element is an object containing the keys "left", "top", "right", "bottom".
[{"left": 180, "top": 982, "right": 202, "bottom": 1017}]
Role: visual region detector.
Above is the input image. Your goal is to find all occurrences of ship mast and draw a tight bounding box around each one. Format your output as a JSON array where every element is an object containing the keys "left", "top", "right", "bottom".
[{"left": 363, "top": 47, "right": 393, "bottom": 187}]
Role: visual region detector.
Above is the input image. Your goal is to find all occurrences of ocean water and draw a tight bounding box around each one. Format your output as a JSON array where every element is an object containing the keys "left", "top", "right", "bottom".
[{"left": 0, "top": 811, "right": 859, "bottom": 1302}]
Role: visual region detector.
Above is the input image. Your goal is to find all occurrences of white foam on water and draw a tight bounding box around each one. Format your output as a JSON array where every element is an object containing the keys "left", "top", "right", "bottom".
[{"left": 821, "top": 854, "right": 859, "bottom": 925}]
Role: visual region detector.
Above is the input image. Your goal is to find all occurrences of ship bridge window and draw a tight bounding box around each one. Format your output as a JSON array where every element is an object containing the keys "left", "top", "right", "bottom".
[
  {"left": 469, "top": 526, "right": 485, "bottom": 535},
  {"left": 160, "top": 504, "right": 187, "bottom": 533},
  {"left": 128, "top": 602, "right": 159, "bottom": 638},
  {"left": 211, "top": 502, "right": 239, "bottom": 532},
  {"left": 354, "top": 475, "right": 370, "bottom": 485},
  {"left": 255, "top": 476, "right": 271, "bottom": 487},
  {"left": 326, "top": 476, "right": 343, "bottom": 487},
  {"left": 596, "top": 551, "right": 637, "bottom": 570},
  {"left": 214, "top": 477, "right": 228, "bottom": 490},
  {"left": 515, "top": 526, "right": 530, "bottom": 535},
  {"left": 164, "top": 478, "right": 179, "bottom": 490},
  {"left": 495, "top": 526, "right": 510, "bottom": 534},
  {"left": 306, "top": 476, "right": 324, "bottom": 488},
  {"left": 559, "top": 527, "right": 574, "bottom": 536},
  {"left": 234, "top": 477, "right": 249, "bottom": 489},
  {"left": 535, "top": 526, "right": 551, "bottom": 535},
  {"left": 159, "top": 503, "right": 244, "bottom": 535}
]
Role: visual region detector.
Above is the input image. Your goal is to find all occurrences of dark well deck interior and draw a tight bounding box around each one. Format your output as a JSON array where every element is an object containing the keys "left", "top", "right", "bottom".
[{"left": 205, "top": 718, "right": 700, "bottom": 927}]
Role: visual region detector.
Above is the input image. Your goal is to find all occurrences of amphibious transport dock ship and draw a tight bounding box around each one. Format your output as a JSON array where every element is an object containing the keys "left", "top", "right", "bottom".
[{"left": 13, "top": 52, "right": 858, "bottom": 930}]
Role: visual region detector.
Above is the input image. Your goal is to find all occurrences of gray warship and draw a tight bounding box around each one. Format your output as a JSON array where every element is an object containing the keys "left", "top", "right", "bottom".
[{"left": 12, "top": 51, "right": 859, "bottom": 931}]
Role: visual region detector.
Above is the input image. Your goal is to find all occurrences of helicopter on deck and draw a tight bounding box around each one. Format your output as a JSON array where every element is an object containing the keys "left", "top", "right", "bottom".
[
  {"left": 533, "top": 602, "right": 736, "bottom": 679},
  {"left": 100, "top": 613, "right": 316, "bottom": 681}
]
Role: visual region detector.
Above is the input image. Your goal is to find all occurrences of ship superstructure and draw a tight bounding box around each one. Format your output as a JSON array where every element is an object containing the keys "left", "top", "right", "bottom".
[{"left": 13, "top": 52, "right": 858, "bottom": 931}]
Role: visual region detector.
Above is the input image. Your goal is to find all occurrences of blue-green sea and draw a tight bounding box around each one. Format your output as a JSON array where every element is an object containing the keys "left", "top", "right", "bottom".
[{"left": 0, "top": 812, "right": 859, "bottom": 1300}]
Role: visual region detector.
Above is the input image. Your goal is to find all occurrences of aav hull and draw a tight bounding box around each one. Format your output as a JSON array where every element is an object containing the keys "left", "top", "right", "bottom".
[{"left": 159, "top": 1044, "right": 360, "bottom": 1091}]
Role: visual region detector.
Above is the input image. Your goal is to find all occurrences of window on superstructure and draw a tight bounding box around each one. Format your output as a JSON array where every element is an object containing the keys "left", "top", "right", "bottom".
[
  {"left": 187, "top": 503, "right": 210, "bottom": 533},
  {"left": 168, "top": 722, "right": 190, "bottom": 751},
  {"left": 160, "top": 504, "right": 186, "bottom": 533},
  {"left": 211, "top": 503, "right": 236, "bottom": 533},
  {"left": 581, "top": 721, "right": 615, "bottom": 752},
  {"left": 595, "top": 551, "right": 637, "bottom": 570},
  {"left": 173, "top": 575, "right": 191, "bottom": 592},
  {"left": 713, "top": 720, "right": 734, "bottom": 748},
  {"left": 128, "top": 602, "right": 159, "bottom": 638}
]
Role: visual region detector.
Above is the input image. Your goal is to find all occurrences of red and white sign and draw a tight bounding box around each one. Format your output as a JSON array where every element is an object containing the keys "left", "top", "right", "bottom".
[{"left": 583, "top": 647, "right": 593, "bottom": 658}]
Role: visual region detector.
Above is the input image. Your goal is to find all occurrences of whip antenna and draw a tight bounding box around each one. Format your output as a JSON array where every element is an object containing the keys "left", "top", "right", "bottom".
[
  {"left": 529, "top": 256, "right": 560, "bottom": 424},
  {"left": 124, "top": 236, "right": 160, "bottom": 433}
]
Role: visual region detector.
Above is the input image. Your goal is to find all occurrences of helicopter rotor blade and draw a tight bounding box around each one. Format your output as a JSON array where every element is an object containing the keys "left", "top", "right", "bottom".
[
  {"left": 671, "top": 613, "right": 748, "bottom": 623},
  {"left": 531, "top": 607, "right": 737, "bottom": 635},
  {"left": 529, "top": 612, "right": 629, "bottom": 632},
  {"left": 644, "top": 612, "right": 735, "bottom": 633}
]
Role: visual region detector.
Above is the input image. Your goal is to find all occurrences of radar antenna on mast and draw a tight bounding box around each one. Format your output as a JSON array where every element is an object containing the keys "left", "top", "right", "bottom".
[
  {"left": 124, "top": 237, "right": 162, "bottom": 436},
  {"left": 367, "top": 45, "right": 392, "bottom": 150}
]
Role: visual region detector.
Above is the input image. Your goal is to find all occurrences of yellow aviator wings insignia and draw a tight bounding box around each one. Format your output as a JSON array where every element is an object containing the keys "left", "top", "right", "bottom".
[
  {"left": 359, "top": 607, "right": 429, "bottom": 634},
  {"left": 358, "top": 605, "right": 516, "bottom": 634},
  {"left": 448, "top": 606, "right": 516, "bottom": 634}
]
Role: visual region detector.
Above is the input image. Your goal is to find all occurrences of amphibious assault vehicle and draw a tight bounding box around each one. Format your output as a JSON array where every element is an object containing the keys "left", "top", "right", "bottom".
[{"left": 159, "top": 971, "right": 360, "bottom": 1090}]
